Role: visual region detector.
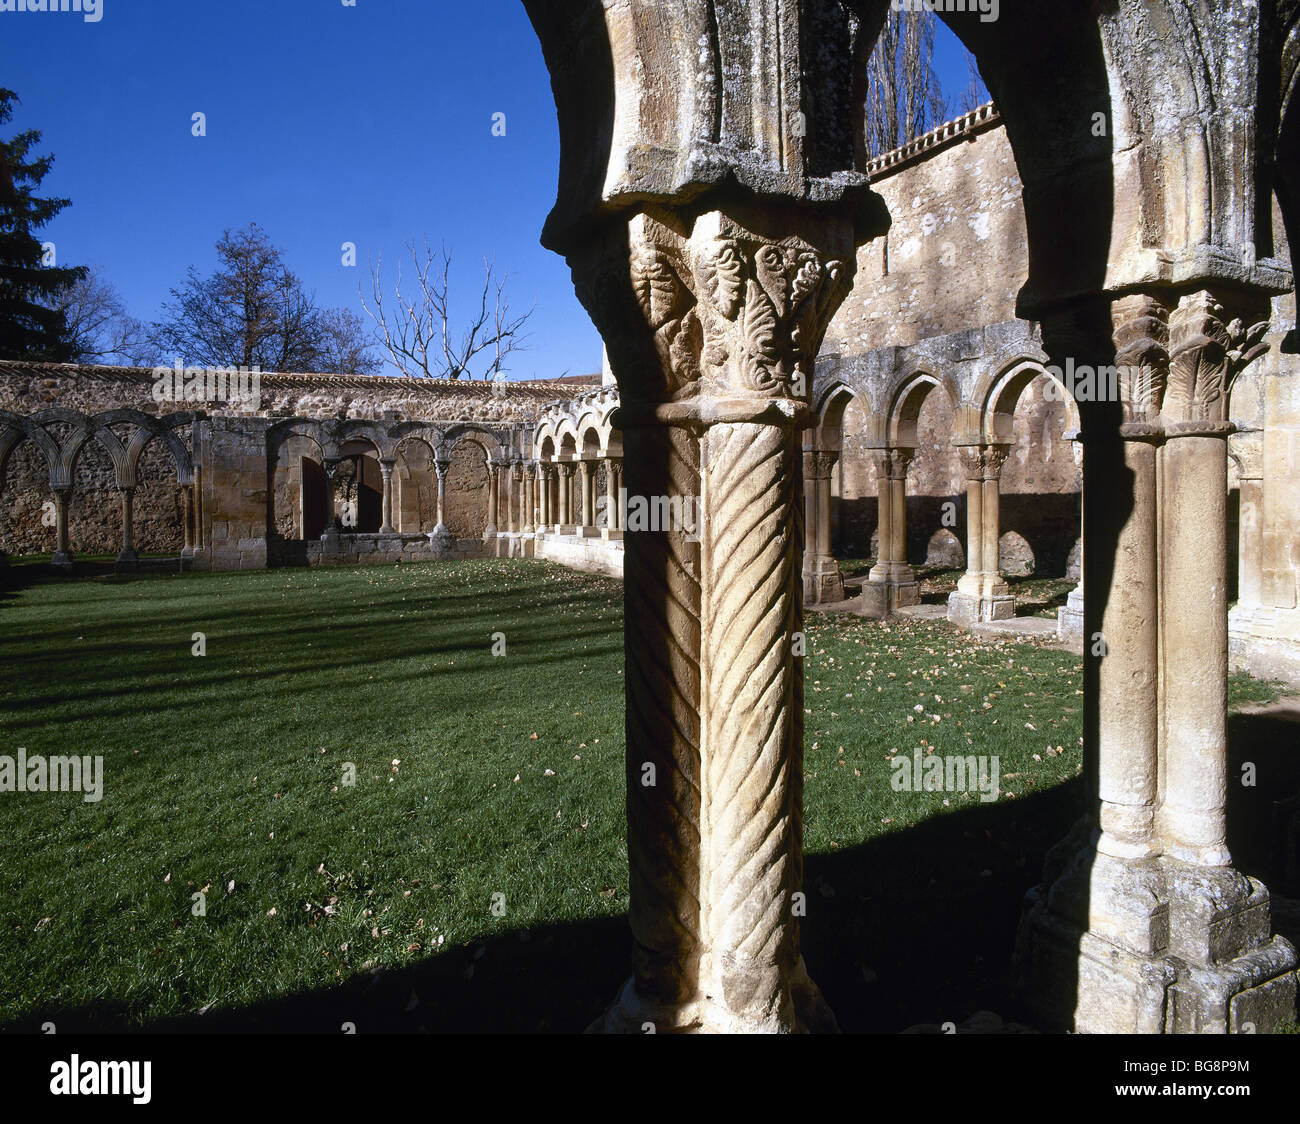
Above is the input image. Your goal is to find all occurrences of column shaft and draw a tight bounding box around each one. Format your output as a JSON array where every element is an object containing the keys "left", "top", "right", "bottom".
[
  {"left": 118, "top": 488, "right": 137, "bottom": 561},
  {"left": 1159, "top": 433, "right": 1231, "bottom": 865},
  {"left": 1096, "top": 435, "right": 1160, "bottom": 858}
]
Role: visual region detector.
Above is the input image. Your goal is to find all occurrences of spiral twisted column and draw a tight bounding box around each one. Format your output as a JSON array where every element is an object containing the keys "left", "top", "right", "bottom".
[{"left": 569, "top": 202, "right": 858, "bottom": 1032}]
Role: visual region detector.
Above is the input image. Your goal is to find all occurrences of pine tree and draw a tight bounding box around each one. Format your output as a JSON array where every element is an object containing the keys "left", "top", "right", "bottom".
[{"left": 0, "top": 89, "right": 86, "bottom": 361}]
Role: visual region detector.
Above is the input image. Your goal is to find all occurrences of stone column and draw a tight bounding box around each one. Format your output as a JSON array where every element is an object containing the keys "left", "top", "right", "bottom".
[
  {"left": 117, "top": 487, "right": 138, "bottom": 563},
  {"left": 889, "top": 450, "right": 912, "bottom": 572},
  {"left": 1229, "top": 450, "right": 1264, "bottom": 641},
  {"left": 862, "top": 449, "right": 919, "bottom": 616},
  {"left": 867, "top": 450, "right": 891, "bottom": 580},
  {"left": 1096, "top": 424, "right": 1160, "bottom": 860},
  {"left": 379, "top": 460, "right": 396, "bottom": 534},
  {"left": 539, "top": 466, "right": 551, "bottom": 528},
  {"left": 558, "top": 464, "right": 573, "bottom": 531},
  {"left": 801, "top": 448, "right": 843, "bottom": 604},
  {"left": 611, "top": 460, "right": 623, "bottom": 530},
  {"left": 1015, "top": 290, "right": 1296, "bottom": 1035},
  {"left": 181, "top": 485, "right": 195, "bottom": 556},
  {"left": 322, "top": 459, "right": 342, "bottom": 539},
  {"left": 485, "top": 462, "right": 499, "bottom": 537},
  {"left": 604, "top": 457, "right": 620, "bottom": 537},
  {"left": 523, "top": 465, "right": 536, "bottom": 534},
  {"left": 566, "top": 204, "right": 859, "bottom": 1034},
  {"left": 978, "top": 446, "right": 1014, "bottom": 619},
  {"left": 578, "top": 461, "right": 593, "bottom": 534},
  {"left": 948, "top": 447, "right": 985, "bottom": 623},
  {"left": 51, "top": 485, "right": 73, "bottom": 568},
  {"left": 432, "top": 458, "right": 451, "bottom": 538},
  {"left": 1057, "top": 431, "right": 1085, "bottom": 640}
]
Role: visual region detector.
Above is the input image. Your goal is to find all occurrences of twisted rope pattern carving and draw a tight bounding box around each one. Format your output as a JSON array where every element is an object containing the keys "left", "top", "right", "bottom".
[
  {"left": 622, "top": 424, "right": 703, "bottom": 1005},
  {"left": 703, "top": 421, "right": 800, "bottom": 1025}
]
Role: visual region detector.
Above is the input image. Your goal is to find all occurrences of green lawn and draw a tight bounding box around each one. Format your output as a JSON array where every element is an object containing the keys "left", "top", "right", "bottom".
[{"left": 0, "top": 559, "right": 1284, "bottom": 1032}]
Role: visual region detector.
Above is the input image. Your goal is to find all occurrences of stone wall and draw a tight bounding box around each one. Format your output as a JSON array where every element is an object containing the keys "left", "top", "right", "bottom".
[
  {"left": 0, "top": 363, "right": 589, "bottom": 568},
  {"left": 826, "top": 112, "right": 1025, "bottom": 352}
]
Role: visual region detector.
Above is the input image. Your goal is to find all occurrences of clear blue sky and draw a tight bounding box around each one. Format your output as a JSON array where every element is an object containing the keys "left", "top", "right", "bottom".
[{"left": 3, "top": 1, "right": 979, "bottom": 380}]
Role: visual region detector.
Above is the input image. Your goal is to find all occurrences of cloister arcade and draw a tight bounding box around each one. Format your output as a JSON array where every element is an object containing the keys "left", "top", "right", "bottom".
[
  {"left": 532, "top": 386, "right": 623, "bottom": 540},
  {"left": 806, "top": 339, "right": 1083, "bottom": 626},
  {"left": 0, "top": 407, "right": 198, "bottom": 566}
]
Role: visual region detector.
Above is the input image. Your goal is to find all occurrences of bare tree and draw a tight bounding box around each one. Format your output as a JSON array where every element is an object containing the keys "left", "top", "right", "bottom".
[
  {"left": 361, "top": 238, "right": 533, "bottom": 379},
  {"left": 865, "top": 9, "right": 949, "bottom": 158},
  {"left": 958, "top": 55, "right": 991, "bottom": 116},
  {"left": 54, "top": 267, "right": 153, "bottom": 366}
]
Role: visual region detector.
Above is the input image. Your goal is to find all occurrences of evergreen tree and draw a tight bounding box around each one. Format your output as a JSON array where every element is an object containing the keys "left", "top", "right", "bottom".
[{"left": 0, "top": 88, "right": 86, "bottom": 361}]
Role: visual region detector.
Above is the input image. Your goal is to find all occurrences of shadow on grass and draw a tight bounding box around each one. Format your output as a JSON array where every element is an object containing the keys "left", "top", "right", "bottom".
[
  {"left": 5, "top": 777, "right": 1086, "bottom": 1035},
  {"left": 6, "top": 707, "right": 1293, "bottom": 1034}
]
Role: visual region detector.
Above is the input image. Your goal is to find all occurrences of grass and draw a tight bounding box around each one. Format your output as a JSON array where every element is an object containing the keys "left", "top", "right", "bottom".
[{"left": 0, "top": 558, "right": 1287, "bottom": 1032}]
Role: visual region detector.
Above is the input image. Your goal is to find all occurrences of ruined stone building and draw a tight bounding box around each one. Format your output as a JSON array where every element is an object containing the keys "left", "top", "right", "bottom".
[{"left": 3, "top": 0, "right": 1299, "bottom": 1035}]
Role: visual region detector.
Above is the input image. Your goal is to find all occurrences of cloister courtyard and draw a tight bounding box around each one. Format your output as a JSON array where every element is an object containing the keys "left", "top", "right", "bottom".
[{"left": 0, "top": 558, "right": 1291, "bottom": 1034}]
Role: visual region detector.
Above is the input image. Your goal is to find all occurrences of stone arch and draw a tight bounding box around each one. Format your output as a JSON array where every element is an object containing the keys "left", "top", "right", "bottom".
[
  {"left": 887, "top": 369, "right": 960, "bottom": 449},
  {"left": 579, "top": 424, "right": 602, "bottom": 460},
  {"left": 0, "top": 411, "right": 57, "bottom": 490},
  {"left": 440, "top": 423, "right": 505, "bottom": 466},
  {"left": 269, "top": 430, "right": 327, "bottom": 542},
  {"left": 981, "top": 360, "right": 1082, "bottom": 580},
  {"left": 336, "top": 421, "right": 397, "bottom": 460},
  {"left": 982, "top": 360, "right": 1081, "bottom": 448},
  {"left": 535, "top": 424, "right": 559, "bottom": 461},
  {"left": 336, "top": 437, "right": 384, "bottom": 534},
  {"left": 444, "top": 438, "right": 493, "bottom": 538},
  {"left": 393, "top": 434, "right": 438, "bottom": 534},
  {"left": 94, "top": 409, "right": 196, "bottom": 487}
]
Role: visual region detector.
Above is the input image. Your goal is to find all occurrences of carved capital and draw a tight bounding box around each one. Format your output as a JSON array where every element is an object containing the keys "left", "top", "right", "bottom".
[
  {"left": 1112, "top": 293, "right": 1169, "bottom": 424},
  {"left": 570, "top": 205, "right": 857, "bottom": 414},
  {"left": 802, "top": 450, "right": 838, "bottom": 480},
  {"left": 1165, "top": 290, "right": 1270, "bottom": 426},
  {"left": 958, "top": 447, "right": 984, "bottom": 481},
  {"left": 885, "top": 448, "right": 914, "bottom": 481},
  {"left": 982, "top": 445, "right": 1009, "bottom": 481}
]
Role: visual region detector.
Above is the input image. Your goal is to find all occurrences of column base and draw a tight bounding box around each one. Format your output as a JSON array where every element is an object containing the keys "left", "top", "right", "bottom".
[
  {"left": 1013, "top": 826, "right": 1298, "bottom": 1033},
  {"left": 859, "top": 579, "right": 920, "bottom": 618},
  {"left": 803, "top": 559, "right": 845, "bottom": 605},
  {"left": 484, "top": 524, "right": 497, "bottom": 539},
  {"left": 601, "top": 528, "right": 624, "bottom": 542},
  {"left": 51, "top": 551, "right": 74, "bottom": 570},
  {"left": 1057, "top": 586, "right": 1084, "bottom": 640},
  {"left": 429, "top": 527, "right": 454, "bottom": 553},
  {"left": 589, "top": 957, "right": 838, "bottom": 1034},
  {"left": 947, "top": 591, "right": 1016, "bottom": 625},
  {"left": 116, "top": 548, "right": 139, "bottom": 564}
]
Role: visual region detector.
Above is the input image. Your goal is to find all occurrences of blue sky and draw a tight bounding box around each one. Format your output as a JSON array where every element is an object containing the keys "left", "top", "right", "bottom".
[{"left": 3, "top": 1, "right": 980, "bottom": 380}]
